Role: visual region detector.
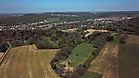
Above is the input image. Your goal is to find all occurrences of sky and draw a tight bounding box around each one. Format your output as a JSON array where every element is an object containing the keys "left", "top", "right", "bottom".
[{"left": 0, "top": 0, "right": 139, "bottom": 13}]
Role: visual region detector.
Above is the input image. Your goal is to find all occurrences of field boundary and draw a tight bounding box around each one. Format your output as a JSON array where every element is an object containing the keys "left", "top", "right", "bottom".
[{"left": 0, "top": 42, "right": 12, "bottom": 64}]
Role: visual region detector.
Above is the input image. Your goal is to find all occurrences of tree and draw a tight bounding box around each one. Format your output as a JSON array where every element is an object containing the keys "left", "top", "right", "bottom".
[{"left": 0, "top": 41, "right": 8, "bottom": 52}]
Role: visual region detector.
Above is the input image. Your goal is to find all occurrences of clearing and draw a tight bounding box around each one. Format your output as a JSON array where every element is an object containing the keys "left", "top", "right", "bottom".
[
  {"left": 67, "top": 43, "right": 96, "bottom": 67},
  {"left": 0, "top": 45, "right": 59, "bottom": 78},
  {"left": 84, "top": 29, "right": 108, "bottom": 37},
  {"left": 119, "top": 44, "right": 139, "bottom": 78},
  {"left": 88, "top": 44, "right": 119, "bottom": 78}
]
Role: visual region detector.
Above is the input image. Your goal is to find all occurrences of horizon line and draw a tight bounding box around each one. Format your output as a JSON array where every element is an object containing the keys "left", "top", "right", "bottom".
[{"left": 0, "top": 10, "right": 139, "bottom": 14}]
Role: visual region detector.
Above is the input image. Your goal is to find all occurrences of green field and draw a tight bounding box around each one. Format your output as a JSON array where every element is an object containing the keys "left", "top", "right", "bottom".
[
  {"left": 80, "top": 71, "right": 102, "bottom": 78},
  {"left": 0, "top": 45, "right": 59, "bottom": 78},
  {"left": 67, "top": 43, "right": 96, "bottom": 67},
  {"left": 119, "top": 44, "right": 139, "bottom": 78},
  {"left": 46, "top": 17, "right": 59, "bottom": 22}
]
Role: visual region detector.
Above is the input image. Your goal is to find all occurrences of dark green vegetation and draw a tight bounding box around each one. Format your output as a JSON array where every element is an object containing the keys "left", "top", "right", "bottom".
[
  {"left": 0, "top": 29, "right": 83, "bottom": 49},
  {"left": 119, "top": 44, "right": 139, "bottom": 78},
  {"left": 80, "top": 71, "right": 102, "bottom": 78},
  {"left": 0, "top": 30, "right": 60, "bottom": 49},
  {"left": 36, "top": 36, "right": 59, "bottom": 49},
  {"left": 105, "top": 17, "right": 139, "bottom": 35},
  {"left": 68, "top": 43, "right": 96, "bottom": 67},
  {"left": 107, "top": 34, "right": 121, "bottom": 44},
  {"left": 0, "top": 41, "right": 9, "bottom": 52},
  {"left": 93, "top": 16, "right": 139, "bottom": 37},
  {"left": 118, "top": 17, "right": 139, "bottom": 35}
]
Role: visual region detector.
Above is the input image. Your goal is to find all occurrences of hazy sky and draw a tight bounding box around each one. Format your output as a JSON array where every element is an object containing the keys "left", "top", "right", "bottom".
[{"left": 0, "top": 0, "right": 139, "bottom": 13}]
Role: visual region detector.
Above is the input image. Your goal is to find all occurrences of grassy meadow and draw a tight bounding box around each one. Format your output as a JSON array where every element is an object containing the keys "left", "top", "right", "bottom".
[{"left": 67, "top": 43, "right": 96, "bottom": 67}]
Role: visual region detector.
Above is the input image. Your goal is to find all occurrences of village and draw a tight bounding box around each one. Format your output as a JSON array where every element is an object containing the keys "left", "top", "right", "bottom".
[{"left": 0, "top": 16, "right": 133, "bottom": 31}]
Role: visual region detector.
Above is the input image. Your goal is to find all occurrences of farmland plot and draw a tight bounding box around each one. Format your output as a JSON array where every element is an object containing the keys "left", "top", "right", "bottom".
[{"left": 0, "top": 45, "right": 59, "bottom": 78}]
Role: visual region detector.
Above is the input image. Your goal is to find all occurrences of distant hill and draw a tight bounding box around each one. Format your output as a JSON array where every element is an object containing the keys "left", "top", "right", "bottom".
[
  {"left": 0, "top": 13, "right": 51, "bottom": 25},
  {"left": 0, "top": 11, "right": 139, "bottom": 25},
  {"left": 0, "top": 14, "right": 24, "bottom": 19}
]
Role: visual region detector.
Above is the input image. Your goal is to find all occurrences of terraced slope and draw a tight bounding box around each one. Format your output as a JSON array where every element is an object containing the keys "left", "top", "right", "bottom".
[{"left": 0, "top": 45, "right": 59, "bottom": 78}]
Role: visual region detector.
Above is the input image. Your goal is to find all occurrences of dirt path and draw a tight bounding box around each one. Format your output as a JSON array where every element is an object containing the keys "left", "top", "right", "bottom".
[
  {"left": 88, "top": 44, "right": 119, "bottom": 78},
  {"left": 84, "top": 29, "right": 108, "bottom": 37},
  {"left": 61, "top": 28, "right": 78, "bottom": 32}
]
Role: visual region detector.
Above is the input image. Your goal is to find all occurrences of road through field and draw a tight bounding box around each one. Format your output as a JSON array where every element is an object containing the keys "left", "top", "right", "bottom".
[{"left": 0, "top": 45, "right": 59, "bottom": 78}]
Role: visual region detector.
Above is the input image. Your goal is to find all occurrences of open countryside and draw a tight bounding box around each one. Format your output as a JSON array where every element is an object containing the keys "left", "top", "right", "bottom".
[
  {"left": 0, "top": 3, "right": 139, "bottom": 77},
  {"left": 0, "top": 45, "right": 59, "bottom": 78}
]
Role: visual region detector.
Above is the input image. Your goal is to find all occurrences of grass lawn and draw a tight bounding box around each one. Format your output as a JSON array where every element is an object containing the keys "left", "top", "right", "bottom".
[
  {"left": 80, "top": 71, "right": 102, "bottom": 78},
  {"left": 119, "top": 44, "right": 139, "bottom": 78},
  {"left": 67, "top": 43, "right": 96, "bottom": 67},
  {"left": 0, "top": 45, "right": 59, "bottom": 78}
]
